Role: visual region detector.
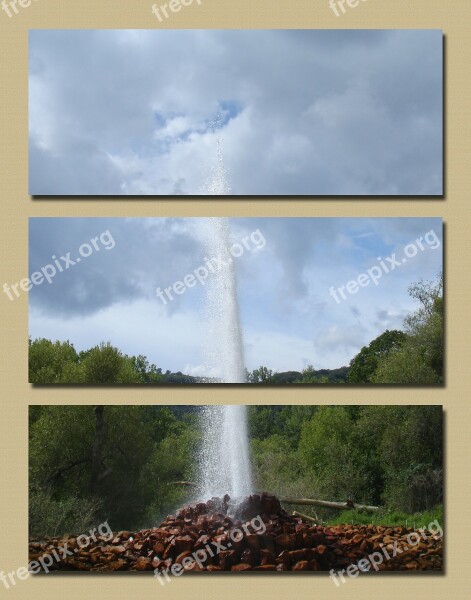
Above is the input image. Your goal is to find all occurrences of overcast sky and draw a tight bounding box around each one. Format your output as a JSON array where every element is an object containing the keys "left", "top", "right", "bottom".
[
  {"left": 29, "top": 30, "right": 443, "bottom": 196},
  {"left": 28, "top": 218, "right": 443, "bottom": 375}
]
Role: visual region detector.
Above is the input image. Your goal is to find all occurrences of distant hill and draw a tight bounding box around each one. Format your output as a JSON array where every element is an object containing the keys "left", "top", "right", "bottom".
[{"left": 160, "top": 366, "right": 349, "bottom": 384}]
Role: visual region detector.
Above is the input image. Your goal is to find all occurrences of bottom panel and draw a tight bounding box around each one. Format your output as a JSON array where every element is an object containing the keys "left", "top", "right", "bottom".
[{"left": 28, "top": 405, "right": 443, "bottom": 577}]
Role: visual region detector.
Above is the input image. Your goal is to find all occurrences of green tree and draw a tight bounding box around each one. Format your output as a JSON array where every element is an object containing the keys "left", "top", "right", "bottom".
[
  {"left": 131, "top": 355, "right": 163, "bottom": 383},
  {"left": 29, "top": 339, "right": 166, "bottom": 384},
  {"left": 248, "top": 406, "right": 281, "bottom": 439},
  {"left": 298, "top": 406, "right": 376, "bottom": 503},
  {"left": 251, "top": 434, "right": 306, "bottom": 498},
  {"left": 348, "top": 330, "right": 407, "bottom": 383},
  {"left": 278, "top": 406, "right": 318, "bottom": 446},
  {"left": 372, "top": 276, "right": 443, "bottom": 384},
  {"left": 360, "top": 406, "right": 443, "bottom": 511},
  {"left": 29, "top": 406, "right": 167, "bottom": 533},
  {"left": 248, "top": 366, "right": 274, "bottom": 383},
  {"left": 296, "top": 365, "right": 330, "bottom": 384},
  {"left": 29, "top": 338, "right": 80, "bottom": 383},
  {"left": 140, "top": 424, "right": 199, "bottom": 525},
  {"left": 79, "top": 343, "right": 142, "bottom": 384}
]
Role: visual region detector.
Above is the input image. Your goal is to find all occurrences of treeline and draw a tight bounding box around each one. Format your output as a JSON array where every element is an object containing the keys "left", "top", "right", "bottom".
[
  {"left": 28, "top": 338, "right": 347, "bottom": 385},
  {"left": 29, "top": 405, "right": 443, "bottom": 539},
  {"left": 246, "top": 366, "right": 349, "bottom": 384},
  {"left": 29, "top": 276, "right": 443, "bottom": 385},
  {"left": 29, "top": 340, "right": 179, "bottom": 384}
]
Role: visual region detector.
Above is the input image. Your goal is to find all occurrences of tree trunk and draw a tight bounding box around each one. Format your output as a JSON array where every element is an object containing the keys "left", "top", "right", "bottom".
[
  {"left": 278, "top": 496, "right": 380, "bottom": 512},
  {"left": 168, "top": 482, "right": 381, "bottom": 512},
  {"left": 90, "top": 406, "right": 106, "bottom": 493},
  {"left": 170, "top": 481, "right": 198, "bottom": 488}
]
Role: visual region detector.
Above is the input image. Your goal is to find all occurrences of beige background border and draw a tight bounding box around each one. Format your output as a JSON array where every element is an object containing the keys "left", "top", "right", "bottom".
[{"left": 0, "top": 0, "right": 468, "bottom": 598}]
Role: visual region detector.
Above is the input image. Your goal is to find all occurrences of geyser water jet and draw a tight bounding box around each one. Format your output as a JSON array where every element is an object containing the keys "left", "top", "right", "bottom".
[
  {"left": 198, "top": 405, "right": 252, "bottom": 500},
  {"left": 201, "top": 140, "right": 245, "bottom": 383},
  {"left": 202, "top": 137, "right": 231, "bottom": 195},
  {"left": 202, "top": 218, "right": 246, "bottom": 383},
  {"left": 197, "top": 140, "right": 252, "bottom": 501}
]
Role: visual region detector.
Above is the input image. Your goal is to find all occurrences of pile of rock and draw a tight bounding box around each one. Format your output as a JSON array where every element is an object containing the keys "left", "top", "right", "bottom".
[{"left": 28, "top": 493, "right": 443, "bottom": 573}]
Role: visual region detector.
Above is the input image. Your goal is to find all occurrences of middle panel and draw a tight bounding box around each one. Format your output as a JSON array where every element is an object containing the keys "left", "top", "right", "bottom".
[{"left": 28, "top": 217, "right": 443, "bottom": 385}]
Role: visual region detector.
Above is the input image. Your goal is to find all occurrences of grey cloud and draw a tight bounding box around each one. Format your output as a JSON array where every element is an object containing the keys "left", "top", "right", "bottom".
[
  {"left": 350, "top": 306, "right": 361, "bottom": 318},
  {"left": 29, "top": 30, "right": 443, "bottom": 196},
  {"left": 316, "top": 324, "right": 367, "bottom": 354},
  {"left": 29, "top": 218, "right": 202, "bottom": 316},
  {"left": 374, "top": 308, "right": 410, "bottom": 331},
  {"left": 28, "top": 217, "right": 443, "bottom": 331}
]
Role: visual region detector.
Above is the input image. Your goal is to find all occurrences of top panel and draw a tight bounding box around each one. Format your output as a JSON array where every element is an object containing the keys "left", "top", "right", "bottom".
[{"left": 28, "top": 29, "right": 443, "bottom": 197}]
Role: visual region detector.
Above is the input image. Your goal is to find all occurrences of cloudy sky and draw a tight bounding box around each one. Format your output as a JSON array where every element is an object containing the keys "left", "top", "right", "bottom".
[
  {"left": 28, "top": 218, "right": 443, "bottom": 375},
  {"left": 29, "top": 30, "right": 443, "bottom": 196}
]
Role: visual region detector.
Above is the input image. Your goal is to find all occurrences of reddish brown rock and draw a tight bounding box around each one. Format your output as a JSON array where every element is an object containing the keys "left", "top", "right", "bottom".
[
  {"left": 133, "top": 556, "right": 152, "bottom": 571},
  {"left": 275, "top": 533, "right": 297, "bottom": 551},
  {"left": 289, "top": 549, "right": 306, "bottom": 563},
  {"left": 28, "top": 493, "right": 443, "bottom": 574},
  {"left": 174, "top": 535, "right": 194, "bottom": 554},
  {"left": 175, "top": 551, "right": 193, "bottom": 565},
  {"left": 292, "top": 560, "right": 310, "bottom": 571},
  {"left": 219, "top": 550, "right": 238, "bottom": 570},
  {"left": 231, "top": 563, "right": 252, "bottom": 571},
  {"left": 240, "top": 549, "right": 255, "bottom": 566},
  {"left": 260, "top": 549, "right": 276, "bottom": 565}
]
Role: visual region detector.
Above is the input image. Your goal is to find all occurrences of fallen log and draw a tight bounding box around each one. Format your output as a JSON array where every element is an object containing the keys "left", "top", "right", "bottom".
[
  {"left": 169, "top": 483, "right": 381, "bottom": 512},
  {"left": 279, "top": 497, "right": 380, "bottom": 512},
  {"left": 170, "top": 481, "right": 199, "bottom": 488},
  {"left": 292, "top": 511, "right": 317, "bottom": 523}
]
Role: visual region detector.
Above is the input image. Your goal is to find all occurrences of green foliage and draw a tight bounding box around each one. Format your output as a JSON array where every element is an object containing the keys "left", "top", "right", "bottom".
[
  {"left": 326, "top": 504, "right": 443, "bottom": 528},
  {"left": 29, "top": 405, "right": 443, "bottom": 537},
  {"left": 29, "top": 406, "right": 196, "bottom": 536},
  {"left": 247, "top": 365, "right": 274, "bottom": 383},
  {"left": 348, "top": 330, "right": 407, "bottom": 383},
  {"left": 297, "top": 407, "right": 377, "bottom": 504},
  {"left": 346, "top": 275, "right": 443, "bottom": 385},
  {"left": 29, "top": 485, "right": 102, "bottom": 539},
  {"left": 131, "top": 355, "right": 163, "bottom": 383},
  {"left": 29, "top": 338, "right": 79, "bottom": 383},
  {"left": 29, "top": 339, "right": 164, "bottom": 384},
  {"left": 248, "top": 406, "right": 281, "bottom": 440},
  {"left": 250, "top": 405, "right": 443, "bottom": 520},
  {"left": 246, "top": 365, "right": 349, "bottom": 384},
  {"left": 251, "top": 435, "right": 310, "bottom": 500},
  {"left": 139, "top": 426, "right": 200, "bottom": 526},
  {"left": 373, "top": 406, "right": 443, "bottom": 511},
  {"left": 278, "top": 406, "right": 318, "bottom": 446},
  {"left": 371, "top": 276, "right": 443, "bottom": 384},
  {"left": 79, "top": 343, "right": 141, "bottom": 384},
  {"left": 371, "top": 349, "right": 441, "bottom": 384},
  {"left": 296, "top": 365, "right": 330, "bottom": 384},
  {"left": 248, "top": 406, "right": 318, "bottom": 446}
]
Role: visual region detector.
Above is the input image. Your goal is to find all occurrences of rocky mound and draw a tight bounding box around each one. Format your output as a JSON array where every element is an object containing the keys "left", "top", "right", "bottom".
[{"left": 28, "top": 493, "right": 443, "bottom": 573}]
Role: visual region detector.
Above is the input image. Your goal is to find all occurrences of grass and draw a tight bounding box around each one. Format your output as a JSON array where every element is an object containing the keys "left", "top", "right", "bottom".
[{"left": 325, "top": 504, "right": 443, "bottom": 528}]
